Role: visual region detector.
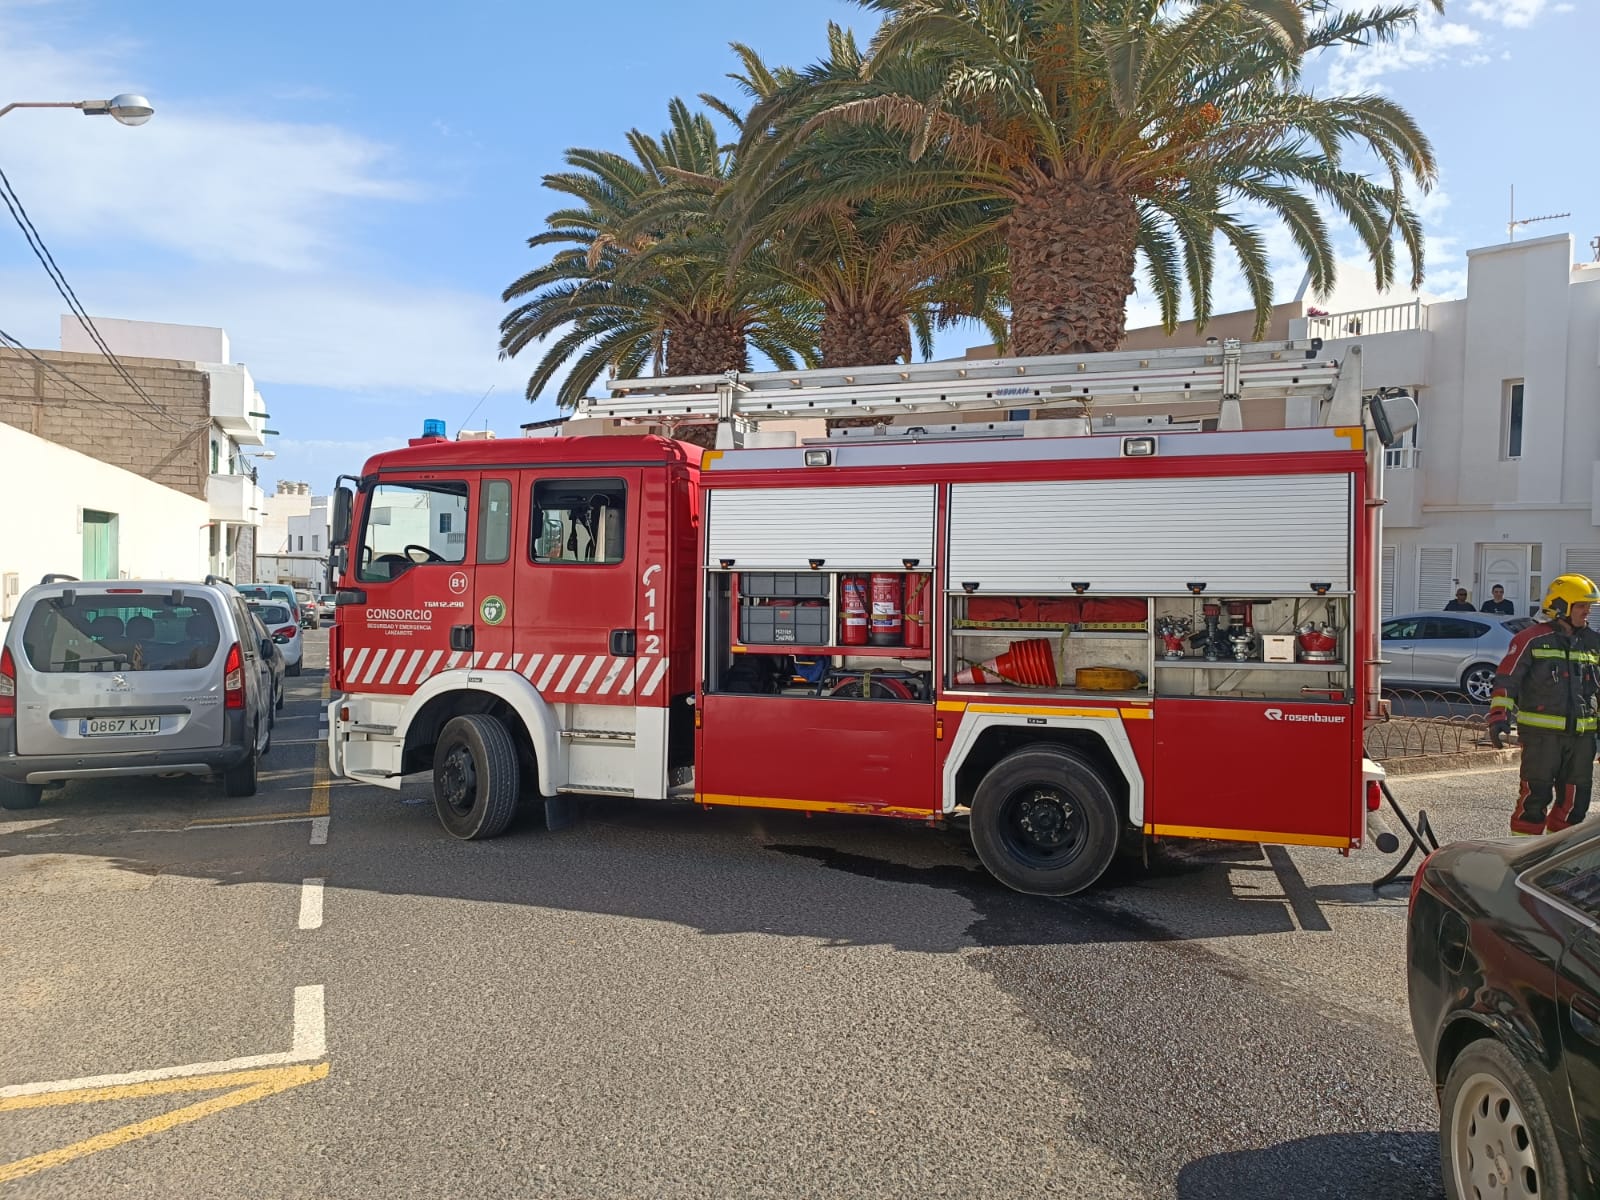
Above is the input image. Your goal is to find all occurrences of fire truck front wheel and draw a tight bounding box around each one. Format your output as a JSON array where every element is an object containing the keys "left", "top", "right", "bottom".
[
  {"left": 432, "top": 715, "right": 521, "bottom": 840},
  {"left": 970, "top": 746, "right": 1120, "bottom": 896}
]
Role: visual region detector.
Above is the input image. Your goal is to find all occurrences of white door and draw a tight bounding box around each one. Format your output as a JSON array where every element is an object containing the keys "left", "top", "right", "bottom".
[
  {"left": 1416, "top": 546, "right": 1456, "bottom": 611},
  {"left": 1479, "top": 545, "right": 1530, "bottom": 616}
]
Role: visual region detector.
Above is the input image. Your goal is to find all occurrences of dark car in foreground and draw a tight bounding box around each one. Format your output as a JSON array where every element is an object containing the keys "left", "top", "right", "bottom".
[{"left": 1408, "top": 824, "right": 1600, "bottom": 1198}]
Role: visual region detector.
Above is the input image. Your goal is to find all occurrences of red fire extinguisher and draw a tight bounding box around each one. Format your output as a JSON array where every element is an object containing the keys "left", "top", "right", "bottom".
[
  {"left": 840, "top": 575, "right": 868, "bottom": 646},
  {"left": 869, "top": 572, "right": 904, "bottom": 647},
  {"left": 903, "top": 574, "right": 928, "bottom": 650}
]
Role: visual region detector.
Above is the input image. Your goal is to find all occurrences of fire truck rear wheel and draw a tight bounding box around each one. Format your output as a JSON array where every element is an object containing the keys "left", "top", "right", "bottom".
[
  {"left": 433, "top": 714, "right": 520, "bottom": 840},
  {"left": 970, "top": 746, "right": 1119, "bottom": 896}
]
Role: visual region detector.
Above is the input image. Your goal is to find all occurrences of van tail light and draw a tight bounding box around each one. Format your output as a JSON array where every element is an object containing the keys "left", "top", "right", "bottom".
[
  {"left": 224, "top": 643, "right": 245, "bottom": 709},
  {"left": 0, "top": 646, "right": 15, "bottom": 719},
  {"left": 275, "top": 626, "right": 297, "bottom": 640}
]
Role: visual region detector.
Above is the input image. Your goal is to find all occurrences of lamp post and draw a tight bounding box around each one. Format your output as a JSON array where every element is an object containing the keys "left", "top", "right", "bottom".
[{"left": 0, "top": 94, "right": 154, "bottom": 125}]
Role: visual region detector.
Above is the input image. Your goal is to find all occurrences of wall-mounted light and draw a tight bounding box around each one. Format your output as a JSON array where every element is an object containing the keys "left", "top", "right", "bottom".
[
  {"left": 719, "top": 558, "right": 736, "bottom": 570},
  {"left": 902, "top": 558, "right": 920, "bottom": 570},
  {"left": 808, "top": 558, "right": 826, "bottom": 570},
  {"left": 803, "top": 449, "right": 832, "bottom": 467},
  {"left": 1122, "top": 436, "right": 1157, "bottom": 457},
  {"left": 1071, "top": 582, "right": 1090, "bottom": 594},
  {"left": 1310, "top": 582, "right": 1332, "bottom": 595},
  {"left": 1187, "top": 582, "right": 1207, "bottom": 594},
  {"left": 961, "top": 581, "right": 980, "bottom": 593}
]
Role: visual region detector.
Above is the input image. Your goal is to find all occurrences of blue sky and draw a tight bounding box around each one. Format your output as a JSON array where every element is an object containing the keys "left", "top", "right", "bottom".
[{"left": 0, "top": 0, "right": 1593, "bottom": 495}]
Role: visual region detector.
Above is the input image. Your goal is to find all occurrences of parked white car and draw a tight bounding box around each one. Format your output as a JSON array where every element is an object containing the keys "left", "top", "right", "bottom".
[{"left": 247, "top": 601, "right": 303, "bottom": 676}]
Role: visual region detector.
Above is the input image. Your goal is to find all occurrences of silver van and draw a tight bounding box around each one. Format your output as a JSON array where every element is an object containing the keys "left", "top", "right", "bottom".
[{"left": 0, "top": 575, "right": 276, "bottom": 809}]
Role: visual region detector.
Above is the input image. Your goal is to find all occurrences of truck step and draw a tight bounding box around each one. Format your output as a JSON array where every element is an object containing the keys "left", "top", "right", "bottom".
[
  {"left": 667, "top": 783, "right": 696, "bottom": 799},
  {"left": 556, "top": 784, "right": 634, "bottom": 797},
  {"left": 559, "top": 729, "right": 635, "bottom": 744}
]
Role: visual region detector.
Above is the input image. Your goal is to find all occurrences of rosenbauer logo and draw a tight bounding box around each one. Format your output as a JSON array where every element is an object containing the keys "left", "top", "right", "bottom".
[{"left": 1263, "top": 707, "right": 1346, "bottom": 725}]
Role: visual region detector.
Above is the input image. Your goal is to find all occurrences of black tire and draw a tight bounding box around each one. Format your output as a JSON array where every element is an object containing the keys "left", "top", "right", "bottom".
[
  {"left": 433, "top": 714, "right": 520, "bottom": 840},
  {"left": 1441, "top": 1038, "right": 1570, "bottom": 1200},
  {"left": 969, "top": 745, "right": 1121, "bottom": 895},
  {"left": 287, "top": 658, "right": 303, "bottom": 678},
  {"left": 0, "top": 778, "right": 43, "bottom": 810},
  {"left": 1461, "top": 663, "right": 1497, "bottom": 706},
  {"left": 275, "top": 680, "right": 285, "bottom": 711},
  {"left": 222, "top": 736, "right": 259, "bottom": 797}
]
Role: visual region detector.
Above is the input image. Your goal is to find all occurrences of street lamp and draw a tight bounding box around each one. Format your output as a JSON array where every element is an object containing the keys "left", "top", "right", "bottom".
[{"left": 0, "top": 94, "right": 154, "bottom": 125}]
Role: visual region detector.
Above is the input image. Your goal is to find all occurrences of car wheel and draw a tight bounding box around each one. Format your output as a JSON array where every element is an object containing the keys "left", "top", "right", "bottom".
[
  {"left": 0, "top": 778, "right": 43, "bottom": 810},
  {"left": 1442, "top": 1038, "right": 1571, "bottom": 1200},
  {"left": 432, "top": 714, "right": 520, "bottom": 840},
  {"left": 1461, "top": 663, "right": 1497, "bottom": 705},
  {"left": 275, "top": 680, "right": 285, "bottom": 711},
  {"left": 287, "top": 657, "right": 302, "bottom": 677},
  {"left": 969, "top": 746, "right": 1120, "bottom": 896},
  {"left": 222, "top": 735, "right": 259, "bottom": 798}
]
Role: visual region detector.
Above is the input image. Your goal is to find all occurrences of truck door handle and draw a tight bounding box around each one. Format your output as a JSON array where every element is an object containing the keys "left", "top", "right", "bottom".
[
  {"left": 610, "top": 629, "right": 636, "bottom": 657},
  {"left": 450, "top": 625, "right": 474, "bottom": 652}
]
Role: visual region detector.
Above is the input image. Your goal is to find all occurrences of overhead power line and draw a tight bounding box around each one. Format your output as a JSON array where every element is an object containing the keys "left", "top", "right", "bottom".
[
  {"left": 0, "top": 325, "right": 197, "bottom": 434},
  {"left": 0, "top": 162, "right": 184, "bottom": 430}
]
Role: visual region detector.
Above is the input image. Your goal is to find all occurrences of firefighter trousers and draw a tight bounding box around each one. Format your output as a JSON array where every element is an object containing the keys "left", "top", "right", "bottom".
[{"left": 1511, "top": 727, "right": 1595, "bottom": 835}]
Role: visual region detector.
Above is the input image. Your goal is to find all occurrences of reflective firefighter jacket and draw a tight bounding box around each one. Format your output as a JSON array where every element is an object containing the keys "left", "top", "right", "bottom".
[{"left": 1489, "top": 619, "right": 1600, "bottom": 734}]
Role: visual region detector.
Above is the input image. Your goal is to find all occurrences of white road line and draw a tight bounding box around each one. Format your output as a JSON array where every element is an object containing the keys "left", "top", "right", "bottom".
[
  {"left": 0, "top": 985, "right": 327, "bottom": 1099},
  {"left": 309, "top": 817, "right": 329, "bottom": 845},
  {"left": 297, "top": 879, "right": 325, "bottom": 931}
]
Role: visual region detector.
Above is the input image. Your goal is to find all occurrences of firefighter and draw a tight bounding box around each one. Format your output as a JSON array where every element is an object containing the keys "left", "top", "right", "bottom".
[{"left": 1486, "top": 573, "right": 1600, "bottom": 835}]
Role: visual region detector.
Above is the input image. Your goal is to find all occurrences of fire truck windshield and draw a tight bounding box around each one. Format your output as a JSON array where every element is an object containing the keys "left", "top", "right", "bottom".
[{"left": 357, "top": 479, "right": 469, "bottom": 581}]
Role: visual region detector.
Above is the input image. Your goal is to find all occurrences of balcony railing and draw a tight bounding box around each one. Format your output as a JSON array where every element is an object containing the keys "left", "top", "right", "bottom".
[
  {"left": 1305, "top": 300, "right": 1427, "bottom": 340},
  {"left": 1383, "top": 446, "right": 1422, "bottom": 470}
]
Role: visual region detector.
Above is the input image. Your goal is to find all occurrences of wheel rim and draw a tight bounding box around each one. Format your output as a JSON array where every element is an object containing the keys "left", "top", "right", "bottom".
[
  {"left": 996, "top": 783, "right": 1088, "bottom": 869},
  {"left": 1466, "top": 668, "right": 1495, "bottom": 704},
  {"left": 438, "top": 744, "right": 478, "bottom": 816},
  {"left": 1450, "top": 1070, "right": 1544, "bottom": 1199}
]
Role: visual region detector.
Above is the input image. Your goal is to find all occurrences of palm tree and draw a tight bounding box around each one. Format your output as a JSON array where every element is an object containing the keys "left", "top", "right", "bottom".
[
  {"left": 499, "top": 98, "right": 818, "bottom": 413},
  {"left": 787, "top": 0, "right": 1442, "bottom": 356},
  {"left": 711, "top": 32, "right": 1010, "bottom": 369}
]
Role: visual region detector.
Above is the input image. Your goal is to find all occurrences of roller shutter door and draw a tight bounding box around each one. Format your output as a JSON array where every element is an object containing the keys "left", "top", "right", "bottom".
[
  {"left": 947, "top": 473, "right": 1351, "bottom": 593},
  {"left": 705, "top": 485, "right": 936, "bottom": 570}
]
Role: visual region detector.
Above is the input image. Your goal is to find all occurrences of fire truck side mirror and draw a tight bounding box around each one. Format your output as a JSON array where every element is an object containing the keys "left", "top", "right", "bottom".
[{"left": 331, "top": 486, "right": 354, "bottom": 545}]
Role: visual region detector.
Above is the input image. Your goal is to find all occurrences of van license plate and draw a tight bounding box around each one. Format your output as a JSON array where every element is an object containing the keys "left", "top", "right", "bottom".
[{"left": 80, "top": 717, "right": 161, "bottom": 737}]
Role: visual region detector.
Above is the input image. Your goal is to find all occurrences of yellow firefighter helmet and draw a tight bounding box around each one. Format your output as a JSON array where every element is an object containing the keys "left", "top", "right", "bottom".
[{"left": 1542, "top": 573, "right": 1600, "bottom": 618}]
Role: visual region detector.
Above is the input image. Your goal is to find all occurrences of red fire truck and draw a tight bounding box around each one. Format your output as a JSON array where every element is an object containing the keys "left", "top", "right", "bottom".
[{"left": 325, "top": 339, "right": 1414, "bottom": 895}]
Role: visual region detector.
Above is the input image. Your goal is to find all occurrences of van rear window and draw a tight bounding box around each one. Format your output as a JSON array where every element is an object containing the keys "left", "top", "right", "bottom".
[{"left": 20, "top": 596, "right": 223, "bottom": 673}]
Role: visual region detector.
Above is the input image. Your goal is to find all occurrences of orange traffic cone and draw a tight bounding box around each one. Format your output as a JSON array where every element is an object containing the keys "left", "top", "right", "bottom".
[{"left": 955, "top": 638, "right": 1058, "bottom": 687}]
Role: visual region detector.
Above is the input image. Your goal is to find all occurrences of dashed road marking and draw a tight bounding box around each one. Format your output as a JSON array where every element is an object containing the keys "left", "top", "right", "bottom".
[
  {"left": 297, "top": 879, "right": 325, "bottom": 930},
  {"left": 309, "top": 817, "right": 329, "bottom": 845}
]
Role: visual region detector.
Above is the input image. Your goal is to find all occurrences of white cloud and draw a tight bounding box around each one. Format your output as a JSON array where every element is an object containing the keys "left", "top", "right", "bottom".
[
  {"left": 1326, "top": 11, "right": 1488, "bottom": 92},
  {"left": 1466, "top": 0, "right": 1556, "bottom": 27}
]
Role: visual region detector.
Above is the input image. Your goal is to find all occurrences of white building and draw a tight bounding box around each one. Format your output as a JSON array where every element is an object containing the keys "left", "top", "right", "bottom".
[
  {"left": 1293, "top": 234, "right": 1600, "bottom": 616},
  {"left": 256, "top": 482, "right": 331, "bottom": 589},
  {"left": 58, "top": 317, "right": 273, "bottom": 582}
]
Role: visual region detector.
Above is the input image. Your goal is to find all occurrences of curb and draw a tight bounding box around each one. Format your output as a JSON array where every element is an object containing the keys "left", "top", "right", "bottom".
[{"left": 1377, "top": 748, "right": 1520, "bottom": 776}]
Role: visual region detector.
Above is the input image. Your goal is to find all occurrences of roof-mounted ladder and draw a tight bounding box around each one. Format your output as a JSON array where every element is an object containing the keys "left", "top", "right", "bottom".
[{"left": 582, "top": 338, "right": 1368, "bottom": 445}]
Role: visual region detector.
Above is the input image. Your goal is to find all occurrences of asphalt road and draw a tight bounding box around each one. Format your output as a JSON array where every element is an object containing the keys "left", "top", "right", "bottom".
[{"left": 1, "top": 630, "right": 1525, "bottom": 1198}]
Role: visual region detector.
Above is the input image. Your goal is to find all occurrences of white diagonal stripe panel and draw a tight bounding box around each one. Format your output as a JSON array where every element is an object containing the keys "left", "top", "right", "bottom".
[
  {"left": 446, "top": 652, "right": 464, "bottom": 670},
  {"left": 536, "top": 656, "right": 564, "bottom": 690},
  {"left": 485, "top": 653, "right": 502, "bottom": 670},
  {"left": 396, "top": 650, "right": 424, "bottom": 685},
  {"left": 362, "top": 650, "right": 388, "bottom": 685},
  {"left": 576, "top": 657, "right": 605, "bottom": 693},
  {"left": 470, "top": 652, "right": 483, "bottom": 669},
  {"left": 379, "top": 650, "right": 404, "bottom": 685},
  {"left": 640, "top": 659, "right": 669, "bottom": 697},
  {"left": 555, "top": 656, "right": 585, "bottom": 693},
  {"left": 510, "top": 654, "right": 521, "bottom": 671},
  {"left": 596, "top": 657, "right": 629, "bottom": 695},
  {"left": 342, "top": 647, "right": 353, "bottom": 669},
  {"left": 346, "top": 648, "right": 370, "bottom": 685},
  {"left": 522, "top": 654, "right": 543, "bottom": 680},
  {"left": 415, "top": 649, "right": 445, "bottom": 682},
  {"left": 619, "top": 657, "right": 647, "bottom": 697}
]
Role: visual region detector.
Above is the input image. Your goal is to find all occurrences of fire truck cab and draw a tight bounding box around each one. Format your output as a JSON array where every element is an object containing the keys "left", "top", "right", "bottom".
[{"left": 328, "top": 339, "right": 1414, "bottom": 895}]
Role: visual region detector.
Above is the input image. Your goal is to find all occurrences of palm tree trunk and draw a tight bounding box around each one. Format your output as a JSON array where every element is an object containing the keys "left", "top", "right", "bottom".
[
  {"left": 666, "top": 314, "right": 750, "bottom": 377},
  {"left": 820, "top": 301, "right": 912, "bottom": 368},
  {"left": 1006, "top": 176, "right": 1138, "bottom": 357}
]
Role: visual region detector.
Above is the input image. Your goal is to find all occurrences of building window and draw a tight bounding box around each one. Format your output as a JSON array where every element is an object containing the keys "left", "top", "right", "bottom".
[
  {"left": 439, "top": 513, "right": 453, "bottom": 535},
  {"left": 1502, "top": 380, "right": 1524, "bottom": 460},
  {"left": 210, "top": 441, "right": 220, "bottom": 474},
  {"left": 297, "top": 535, "right": 304, "bottom": 552},
  {"left": 312, "top": 534, "right": 320, "bottom": 552}
]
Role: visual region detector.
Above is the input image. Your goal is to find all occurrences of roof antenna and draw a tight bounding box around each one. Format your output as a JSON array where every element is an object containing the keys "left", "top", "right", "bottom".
[
  {"left": 459, "top": 384, "right": 494, "bottom": 430},
  {"left": 1507, "top": 184, "right": 1569, "bottom": 241}
]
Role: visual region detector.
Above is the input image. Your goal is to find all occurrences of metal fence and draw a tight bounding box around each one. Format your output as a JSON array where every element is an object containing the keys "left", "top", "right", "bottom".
[
  {"left": 1365, "top": 689, "right": 1492, "bottom": 760},
  {"left": 1306, "top": 300, "right": 1427, "bottom": 340}
]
